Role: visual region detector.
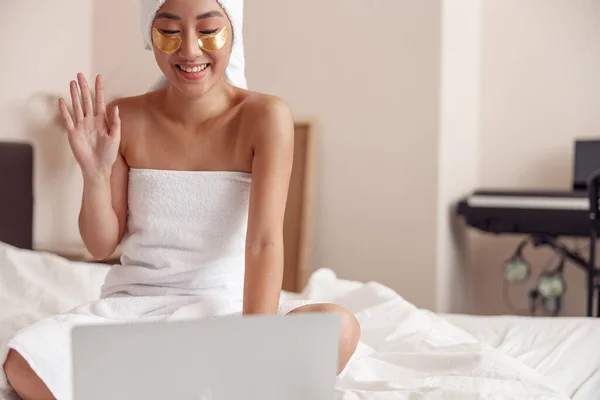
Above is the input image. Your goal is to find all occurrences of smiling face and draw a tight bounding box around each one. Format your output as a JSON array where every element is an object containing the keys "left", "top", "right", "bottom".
[{"left": 151, "top": 0, "right": 233, "bottom": 97}]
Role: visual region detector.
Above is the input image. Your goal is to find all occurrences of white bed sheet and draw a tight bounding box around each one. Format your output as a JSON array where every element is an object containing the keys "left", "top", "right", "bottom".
[
  {"left": 441, "top": 313, "right": 600, "bottom": 400},
  {"left": 0, "top": 242, "right": 595, "bottom": 399}
]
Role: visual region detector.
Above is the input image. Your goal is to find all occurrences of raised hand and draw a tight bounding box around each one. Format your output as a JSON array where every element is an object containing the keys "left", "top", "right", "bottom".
[{"left": 58, "top": 73, "right": 121, "bottom": 182}]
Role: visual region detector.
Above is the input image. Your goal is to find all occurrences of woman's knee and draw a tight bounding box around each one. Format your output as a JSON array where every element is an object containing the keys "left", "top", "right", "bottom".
[
  {"left": 289, "top": 303, "right": 360, "bottom": 373},
  {"left": 289, "top": 303, "right": 361, "bottom": 349},
  {"left": 3, "top": 349, "right": 54, "bottom": 400}
]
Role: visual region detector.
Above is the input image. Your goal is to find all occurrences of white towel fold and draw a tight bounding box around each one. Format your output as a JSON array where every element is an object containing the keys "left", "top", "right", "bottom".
[{"left": 140, "top": 0, "right": 247, "bottom": 90}]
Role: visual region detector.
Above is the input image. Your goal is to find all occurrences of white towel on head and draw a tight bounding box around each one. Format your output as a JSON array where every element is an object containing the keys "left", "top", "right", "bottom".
[{"left": 140, "top": 0, "right": 247, "bottom": 90}]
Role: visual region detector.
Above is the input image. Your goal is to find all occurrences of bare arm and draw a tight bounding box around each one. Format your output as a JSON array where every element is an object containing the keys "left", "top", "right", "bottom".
[
  {"left": 243, "top": 97, "right": 295, "bottom": 315},
  {"left": 59, "top": 74, "right": 127, "bottom": 260},
  {"left": 78, "top": 148, "right": 128, "bottom": 260}
]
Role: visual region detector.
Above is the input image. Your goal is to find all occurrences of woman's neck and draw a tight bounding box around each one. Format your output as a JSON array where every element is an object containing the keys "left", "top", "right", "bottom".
[{"left": 161, "top": 80, "right": 237, "bottom": 128}]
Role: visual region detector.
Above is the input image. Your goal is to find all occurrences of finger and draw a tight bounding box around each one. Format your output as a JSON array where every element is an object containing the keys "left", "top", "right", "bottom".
[
  {"left": 77, "top": 73, "right": 94, "bottom": 117},
  {"left": 70, "top": 80, "right": 84, "bottom": 123},
  {"left": 95, "top": 74, "right": 106, "bottom": 116},
  {"left": 110, "top": 105, "right": 121, "bottom": 142},
  {"left": 58, "top": 98, "right": 75, "bottom": 131}
]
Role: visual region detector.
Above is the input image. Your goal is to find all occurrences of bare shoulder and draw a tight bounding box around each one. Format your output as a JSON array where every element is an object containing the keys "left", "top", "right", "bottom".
[
  {"left": 106, "top": 92, "right": 153, "bottom": 120},
  {"left": 241, "top": 92, "right": 292, "bottom": 119},
  {"left": 106, "top": 92, "right": 156, "bottom": 152},
  {"left": 239, "top": 92, "right": 294, "bottom": 146}
]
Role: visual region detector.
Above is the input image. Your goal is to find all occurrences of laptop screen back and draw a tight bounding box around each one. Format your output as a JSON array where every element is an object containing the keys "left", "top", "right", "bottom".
[{"left": 71, "top": 313, "right": 340, "bottom": 400}]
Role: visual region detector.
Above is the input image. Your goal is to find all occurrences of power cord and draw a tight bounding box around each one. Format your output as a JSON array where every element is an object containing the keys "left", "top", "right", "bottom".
[
  {"left": 502, "top": 235, "right": 572, "bottom": 317},
  {"left": 536, "top": 257, "right": 566, "bottom": 316},
  {"left": 528, "top": 288, "right": 539, "bottom": 316},
  {"left": 544, "top": 296, "right": 563, "bottom": 317},
  {"left": 502, "top": 275, "right": 530, "bottom": 315}
]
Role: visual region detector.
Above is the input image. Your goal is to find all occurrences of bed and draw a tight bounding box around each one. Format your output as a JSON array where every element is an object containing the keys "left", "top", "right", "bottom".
[{"left": 2, "top": 125, "right": 600, "bottom": 400}]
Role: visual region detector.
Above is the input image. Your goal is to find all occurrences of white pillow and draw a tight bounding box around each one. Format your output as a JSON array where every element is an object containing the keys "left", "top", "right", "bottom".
[{"left": 0, "top": 241, "right": 110, "bottom": 381}]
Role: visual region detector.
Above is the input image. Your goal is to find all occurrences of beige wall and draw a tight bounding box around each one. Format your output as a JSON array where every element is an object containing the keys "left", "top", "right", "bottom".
[
  {"left": 93, "top": 0, "right": 161, "bottom": 99},
  {"left": 245, "top": 0, "right": 442, "bottom": 309},
  {"left": 436, "top": 0, "right": 481, "bottom": 313},
  {"left": 470, "top": 0, "right": 600, "bottom": 316},
  {"left": 0, "top": 1, "right": 93, "bottom": 248}
]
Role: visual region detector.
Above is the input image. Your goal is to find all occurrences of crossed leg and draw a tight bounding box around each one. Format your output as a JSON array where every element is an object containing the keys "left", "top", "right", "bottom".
[
  {"left": 3, "top": 349, "right": 54, "bottom": 400},
  {"left": 3, "top": 303, "right": 360, "bottom": 400}
]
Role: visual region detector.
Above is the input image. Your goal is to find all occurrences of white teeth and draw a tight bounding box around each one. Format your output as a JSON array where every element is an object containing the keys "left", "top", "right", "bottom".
[{"left": 179, "top": 64, "right": 208, "bottom": 73}]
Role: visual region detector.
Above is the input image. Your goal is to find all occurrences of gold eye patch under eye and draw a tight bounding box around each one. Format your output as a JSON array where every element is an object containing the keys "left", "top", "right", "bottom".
[
  {"left": 198, "top": 25, "right": 228, "bottom": 52},
  {"left": 152, "top": 25, "right": 228, "bottom": 54},
  {"left": 152, "top": 29, "right": 182, "bottom": 53}
]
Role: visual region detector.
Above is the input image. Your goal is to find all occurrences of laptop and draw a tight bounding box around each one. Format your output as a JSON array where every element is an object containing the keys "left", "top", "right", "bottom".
[{"left": 70, "top": 313, "right": 340, "bottom": 400}]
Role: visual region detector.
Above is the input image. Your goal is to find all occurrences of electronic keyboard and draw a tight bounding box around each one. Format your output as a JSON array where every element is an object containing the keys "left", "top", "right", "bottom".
[
  {"left": 457, "top": 140, "right": 600, "bottom": 316},
  {"left": 457, "top": 190, "right": 591, "bottom": 237}
]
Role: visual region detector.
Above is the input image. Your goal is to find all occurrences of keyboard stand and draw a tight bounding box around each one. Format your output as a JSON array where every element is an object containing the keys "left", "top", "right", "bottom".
[
  {"left": 527, "top": 235, "right": 598, "bottom": 317},
  {"left": 457, "top": 181, "right": 600, "bottom": 317},
  {"left": 522, "top": 173, "right": 600, "bottom": 317},
  {"left": 587, "top": 171, "right": 600, "bottom": 317}
]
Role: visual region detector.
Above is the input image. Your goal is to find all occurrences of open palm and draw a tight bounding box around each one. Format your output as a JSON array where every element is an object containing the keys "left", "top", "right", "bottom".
[{"left": 59, "top": 73, "right": 120, "bottom": 180}]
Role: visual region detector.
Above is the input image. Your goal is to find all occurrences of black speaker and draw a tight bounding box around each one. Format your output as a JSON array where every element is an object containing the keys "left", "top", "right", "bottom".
[{"left": 573, "top": 139, "right": 600, "bottom": 191}]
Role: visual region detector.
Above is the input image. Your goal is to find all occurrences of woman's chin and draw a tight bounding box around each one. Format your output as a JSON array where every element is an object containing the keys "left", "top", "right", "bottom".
[{"left": 169, "top": 79, "right": 214, "bottom": 98}]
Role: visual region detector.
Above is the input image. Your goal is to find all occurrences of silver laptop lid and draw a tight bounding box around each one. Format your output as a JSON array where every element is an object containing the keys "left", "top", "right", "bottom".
[{"left": 71, "top": 313, "right": 339, "bottom": 400}]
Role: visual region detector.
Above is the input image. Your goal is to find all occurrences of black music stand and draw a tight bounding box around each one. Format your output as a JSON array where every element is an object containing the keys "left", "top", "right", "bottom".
[{"left": 587, "top": 170, "right": 600, "bottom": 317}]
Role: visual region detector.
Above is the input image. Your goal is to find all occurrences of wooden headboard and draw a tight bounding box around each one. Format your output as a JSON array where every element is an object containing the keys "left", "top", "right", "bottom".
[
  {"left": 283, "top": 120, "right": 317, "bottom": 293},
  {"left": 0, "top": 120, "right": 316, "bottom": 293}
]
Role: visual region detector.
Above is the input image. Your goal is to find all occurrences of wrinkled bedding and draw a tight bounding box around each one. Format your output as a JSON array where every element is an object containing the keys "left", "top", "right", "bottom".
[
  {"left": 442, "top": 313, "right": 600, "bottom": 400},
  {"left": 0, "top": 242, "right": 583, "bottom": 399}
]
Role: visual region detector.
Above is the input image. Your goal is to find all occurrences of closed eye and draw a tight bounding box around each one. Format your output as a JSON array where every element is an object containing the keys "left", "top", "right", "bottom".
[
  {"left": 160, "top": 29, "right": 180, "bottom": 35},
  {"left": 200, "top": 29, "right": 219, "bottom": 35}
]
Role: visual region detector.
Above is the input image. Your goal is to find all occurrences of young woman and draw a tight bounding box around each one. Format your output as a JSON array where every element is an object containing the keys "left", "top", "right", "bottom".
[{"left": 2, "top": 0, "right": 360, "bottom": 398}]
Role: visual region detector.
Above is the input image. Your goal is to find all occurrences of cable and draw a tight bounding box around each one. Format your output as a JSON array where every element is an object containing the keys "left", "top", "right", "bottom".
[
  {"left": 543, "top": 296, "right": 562, "bottom": 317},
  {"left": 535, "top": 255, "right": 567, "bottom": 316},
  {"left": 502, "top": 275, "right": 530, "bottom": 315},
  {"left": 501, "top": 236, "right": 534, "bottom": 315},
  {"left": 529, "top": 288, "right": 540, "bottom": 316},
  {"left": 503, "top": 235, "right": 592, "bottom": 317},
  {"left": 502, "top": 235, "right": 569, "bottom": 316},
  {"left": 501, "top": 235, "right": 589, "bottom": 316},
  {"left": 540, "top": 250, "right": 560, "bottom": 274},
  {"left": 503, "top": 237, "right": 532, "bottom": 284}
]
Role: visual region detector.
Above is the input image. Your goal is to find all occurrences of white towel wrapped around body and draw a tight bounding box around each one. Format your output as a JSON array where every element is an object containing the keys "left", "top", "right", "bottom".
[
  {"left": 101, "top": 169, "right": 251, "bottom": 299},
  {"left": 6, "top": 169, "right": 315, "bottom": 400}
]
